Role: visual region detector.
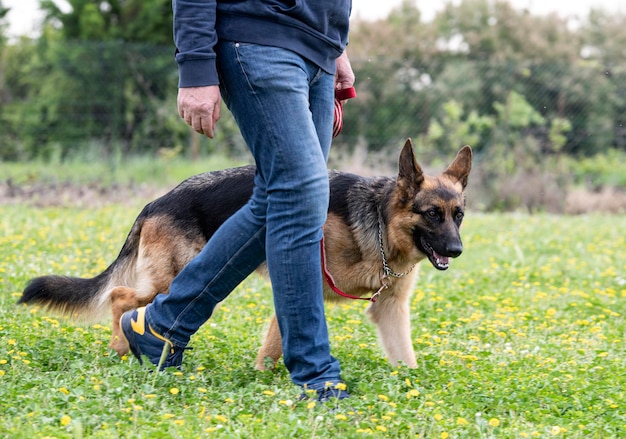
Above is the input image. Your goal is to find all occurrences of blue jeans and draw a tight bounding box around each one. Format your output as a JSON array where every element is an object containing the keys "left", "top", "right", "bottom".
[{"left": 145, "top": 41, "right": 342, "bottom": 389}]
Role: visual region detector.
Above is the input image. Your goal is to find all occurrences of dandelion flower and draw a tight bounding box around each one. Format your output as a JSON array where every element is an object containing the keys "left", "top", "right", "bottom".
[
  {"left": 489, "top": 418, "right": 500, "bottom": 427},
  {"left": 60, "top": 415, "right": 71, "bottom": 426},
  {"left": 551, "top": 426, "right": 566, "bottom": 435},
  {"left": 169, "top": 388, "right": 180, "bottom": 395}
]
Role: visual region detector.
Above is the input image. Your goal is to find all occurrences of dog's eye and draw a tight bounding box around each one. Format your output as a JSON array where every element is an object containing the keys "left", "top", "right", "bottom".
[
  {"left": 455, "top": 211, "right": 464, "bottom": 221},
  {"left": 426, "top": 209, "right": 439, "bottom": 219}
]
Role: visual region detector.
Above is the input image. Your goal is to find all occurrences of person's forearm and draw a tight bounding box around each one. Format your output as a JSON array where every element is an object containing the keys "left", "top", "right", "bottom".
[{"left": 173, "top": 0, "right": 219, "bottom": 87}]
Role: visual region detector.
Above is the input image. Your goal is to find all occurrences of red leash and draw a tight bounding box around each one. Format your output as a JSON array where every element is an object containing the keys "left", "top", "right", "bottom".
[
  {"left": 321, "top": 236, "right": 385, "bottom": 303},
  {"left": 332, "top": 86, "right": 357, "bottom": 138}
]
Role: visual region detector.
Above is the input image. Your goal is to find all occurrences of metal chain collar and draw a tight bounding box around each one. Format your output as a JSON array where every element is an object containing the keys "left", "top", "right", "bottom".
[{"left": 377, "top": 209, "right": 416, "bottom": 279}]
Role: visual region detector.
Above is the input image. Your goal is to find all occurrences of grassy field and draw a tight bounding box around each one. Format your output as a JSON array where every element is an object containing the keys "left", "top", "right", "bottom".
[{"left": 0, "top": 205, "right": 624, "bottom": 438}]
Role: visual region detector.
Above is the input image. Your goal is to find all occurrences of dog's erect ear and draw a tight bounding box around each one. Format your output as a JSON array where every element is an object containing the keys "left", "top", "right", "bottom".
[
  {"left": 397, "top": 138, "right": 424, "bottom": 199},
  {"left": 443, "top": 145, "right": 472, "bottom": 189}
]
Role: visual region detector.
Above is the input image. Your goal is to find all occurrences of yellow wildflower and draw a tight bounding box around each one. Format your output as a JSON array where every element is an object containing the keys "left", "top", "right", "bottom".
[{"left": 489, "top": 418, "right": 500, "bottom": 427}]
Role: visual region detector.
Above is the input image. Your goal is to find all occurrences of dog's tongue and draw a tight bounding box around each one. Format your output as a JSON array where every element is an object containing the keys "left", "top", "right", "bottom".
[{"left": 433, "top": 251, "right": 450, "bottom": 268}]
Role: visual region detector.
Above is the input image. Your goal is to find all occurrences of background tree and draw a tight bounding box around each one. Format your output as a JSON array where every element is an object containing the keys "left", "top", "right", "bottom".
[
  {"left": 2, "top": 0, "right": 181, "bottom": 160},
  {"left": 0, "top": 0, "right": 15, "bottom": 157},
  {"left": 40, "top": 0, "right": 173, "bottom": 43}
]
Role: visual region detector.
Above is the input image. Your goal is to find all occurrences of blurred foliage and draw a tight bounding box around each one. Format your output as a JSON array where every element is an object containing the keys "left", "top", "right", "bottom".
[{"left": 0, "top": 0, "right": 625, "bottom": 211}]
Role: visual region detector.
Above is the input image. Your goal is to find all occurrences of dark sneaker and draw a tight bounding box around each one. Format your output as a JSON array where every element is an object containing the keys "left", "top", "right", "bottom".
[
  {"left": 299, "top": 383, "right": 350, "bottom": 402},
  {"left": 120, "top": 307, "right": 185, "bottom": 370},
  {"left": 316, "top": 387, "right": 351, "bottom": 402}
]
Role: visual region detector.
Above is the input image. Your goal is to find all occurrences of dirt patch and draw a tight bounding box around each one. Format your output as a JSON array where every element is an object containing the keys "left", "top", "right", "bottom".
[
  {"left": 3, "top": 178, "right": 626, "bottom": 214},
  {"left": 0, "top": 179, "right": 166, "bottom": 208},
  {"left": 565, "top": 186, "right": 626, "bottom": 214}
]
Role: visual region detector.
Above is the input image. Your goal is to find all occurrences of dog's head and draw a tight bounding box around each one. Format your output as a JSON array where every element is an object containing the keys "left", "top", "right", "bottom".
[{"left": 389, "top": 139, "right": 472, "bottom": 270}]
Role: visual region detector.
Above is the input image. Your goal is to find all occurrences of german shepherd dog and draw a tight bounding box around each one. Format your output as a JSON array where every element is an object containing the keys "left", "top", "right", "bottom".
[{"left": 19, "top": 139, "right": 472, "bottom": 369}]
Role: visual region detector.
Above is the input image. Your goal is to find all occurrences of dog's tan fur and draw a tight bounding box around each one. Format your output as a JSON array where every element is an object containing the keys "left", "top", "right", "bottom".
[{"left": 20, "top": 139, "right": 472, "bottom": 369}]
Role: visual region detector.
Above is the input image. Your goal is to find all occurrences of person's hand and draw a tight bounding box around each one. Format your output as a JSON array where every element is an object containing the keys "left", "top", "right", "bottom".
[
  {"left": 177, "top": 85, "right": 222, "bottom": 138},
  {"left": 335, "top": 51, "right": 355, "bottom": 99}
]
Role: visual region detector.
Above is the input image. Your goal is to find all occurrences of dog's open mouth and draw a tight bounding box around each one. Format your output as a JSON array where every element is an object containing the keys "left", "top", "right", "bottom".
[{"left": 420, "top": 238, "right": 450, "bottom": 270}]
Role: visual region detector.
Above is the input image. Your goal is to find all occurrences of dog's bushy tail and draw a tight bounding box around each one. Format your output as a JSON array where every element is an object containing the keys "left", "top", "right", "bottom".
[
  {"left": 18, "top": 218, "right": 143, "bottom": 321},
  {"left": 19, "top": 273, "right": 112, "bottom": 319}
]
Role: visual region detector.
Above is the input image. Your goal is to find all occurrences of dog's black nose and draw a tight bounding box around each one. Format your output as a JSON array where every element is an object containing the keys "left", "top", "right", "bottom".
[{"left": 446, "top": 242, "right": 463, "bottom": 258}]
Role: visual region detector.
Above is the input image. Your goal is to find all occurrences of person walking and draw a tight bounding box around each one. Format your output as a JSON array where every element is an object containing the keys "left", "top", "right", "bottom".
[{"left": 120, "top": 0, "right": 355, "bottom": 402}]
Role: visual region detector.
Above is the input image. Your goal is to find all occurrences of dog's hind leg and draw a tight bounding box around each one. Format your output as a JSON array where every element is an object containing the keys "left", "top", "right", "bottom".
[
  {"left": 255, "top": 314, "right": 283, "bottom": 370},
  {"left": 109, "top": 286, "right": 155, "bottom": 356}
]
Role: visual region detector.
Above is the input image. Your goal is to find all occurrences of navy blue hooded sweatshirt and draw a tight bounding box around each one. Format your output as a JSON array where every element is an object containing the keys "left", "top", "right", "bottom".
[{"left": 173, "top": 0, "right": 352, "bottom": 88}]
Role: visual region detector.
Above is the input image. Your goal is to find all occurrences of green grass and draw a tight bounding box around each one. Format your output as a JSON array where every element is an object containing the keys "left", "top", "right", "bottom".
[{"left": 1, "top": 206, "right": 625, "bottom": 438}]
